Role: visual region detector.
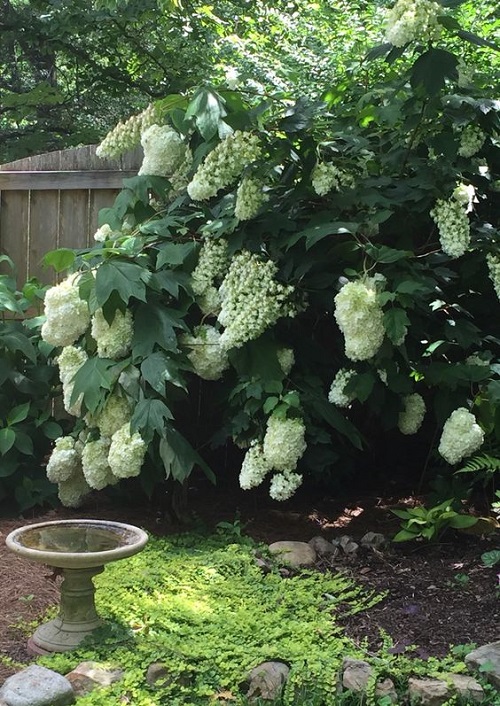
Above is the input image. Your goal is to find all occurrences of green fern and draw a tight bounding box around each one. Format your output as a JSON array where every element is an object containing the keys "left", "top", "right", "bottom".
[{"left": 456, "top": 453, "right": 500, "bottom": 477}]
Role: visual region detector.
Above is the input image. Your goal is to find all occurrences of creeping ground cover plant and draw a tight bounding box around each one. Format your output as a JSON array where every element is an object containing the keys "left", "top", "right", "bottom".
[{"left": 40, "top": 0, "right": 500, "bottom": 507}]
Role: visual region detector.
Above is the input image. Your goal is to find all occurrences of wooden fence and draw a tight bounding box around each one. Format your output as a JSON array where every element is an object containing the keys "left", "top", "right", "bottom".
[{"left": 0, "top": 145, "right": 142, "bottom": 285}]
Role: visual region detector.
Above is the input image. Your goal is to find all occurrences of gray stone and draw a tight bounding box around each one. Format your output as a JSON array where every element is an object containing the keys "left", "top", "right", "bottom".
[
  {"left": 247, "top": 661, "right": 290, "bottom": 701},
  {"left": 145, "top": 662, "right": 191, "bottom": 688},
  {"left": 445, "top": 673, "right": 484, "bottom": 703},
  {"left": 466, "top": 641, "right": 500, "bottom": 688},
  {"left": 65, "top": 661, "right": 123, "bottom": 697},
  {"left": 0, "top": 665, "right": 74, "bottom": 706},
  {"left": 342, "top": 658, "right": 372, "bottom": 692},
  {"left": 375, "top": 677, "right": 398, "bottom": 703},
  {"left": 360, "top": 531, "right": 386, "bottom": 549},
  {"left": 408, "top": 677, "right": 450, "bottom": 706},
  {"left": 308, "top": 536, "right": 338, "bottom": 557},
  {"left": 339, "top": 535, "right": 359, "bottom": 555},
  {"left": 268, "top": 541, "right": 316, "bottom": 567}
]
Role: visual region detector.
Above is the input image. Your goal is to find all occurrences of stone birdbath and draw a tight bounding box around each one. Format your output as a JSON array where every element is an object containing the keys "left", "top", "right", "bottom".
[{"left": 6, "top": 519, "right": 148, "bottom": 654}]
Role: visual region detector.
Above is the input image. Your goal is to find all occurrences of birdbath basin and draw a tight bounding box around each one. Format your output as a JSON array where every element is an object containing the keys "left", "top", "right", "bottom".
[{"left": 6, "top": 519, "right": 148, "bottom": 654}]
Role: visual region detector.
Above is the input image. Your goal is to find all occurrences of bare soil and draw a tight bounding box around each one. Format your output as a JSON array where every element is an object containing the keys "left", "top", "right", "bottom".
[{"left": 1, "top": 485, "right": 499, "bottom": 683}]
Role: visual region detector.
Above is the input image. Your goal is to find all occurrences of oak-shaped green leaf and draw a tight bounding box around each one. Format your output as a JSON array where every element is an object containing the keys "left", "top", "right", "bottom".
[
  {"left": 131, "top": 398, "right": 173, "bottom": 442},
  {"left": 95, "top": 260, "right": 148, "bottom": 307}
]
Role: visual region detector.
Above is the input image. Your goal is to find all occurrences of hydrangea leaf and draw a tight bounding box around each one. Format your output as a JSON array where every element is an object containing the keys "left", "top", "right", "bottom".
[
  {"left": 0, "top": 428, "right": 16, "bottom": 455},
  {"left": 410, "top": 49, "right": 458, "bottom": 96},
  {"left": 70, "top": 358, "right": 129, "bottom": 414},
  {"left": 131, "top": 398, "right": 173, "bottom": 442},
  {"left": 141, "top": 352, "right": 187, "bottom": 394},
  {"left": 160, "top": 427, "right": 215, "bottom": 483},
  {"left": 132, "top": 303, "right": 185, "bottom": 358},
  {"left": 95, "top": 260, "right": 148, "bottom": 307},
  {"left": 384, "top": 308, "right": 410, "bottom": 345}
]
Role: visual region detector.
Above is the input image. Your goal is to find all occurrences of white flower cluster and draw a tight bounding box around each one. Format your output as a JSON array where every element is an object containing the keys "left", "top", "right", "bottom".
[
  {"left": 182, "top": 325, "right": 229, "bottom": 380},
  {"left": 234, "top": 177, "right": 268, "bottom": 221},
  {"left": 311, "top": 162, "right": 355, "bottom": 196},
  {"left": 430, "top": 197, "right": 470, "bottom": 258},
  {"left": 239, "top": 442, "right": 270, "bottom": 490},
  {"left": 58, "top": 471, "right": 92, "bottom": 509},
  {"left": 91, "top": 308, "right": 133, "bottom": 359},
  {"left": 384, "top": 0, "right": 442, "bottom": 47},
  {"left": 328, "top": 368, "right": 356, "bottom": 407},
  {"left": 465, "top": 354, "right": 489, "bottom": 367},
  {"left": 486, "top": 254, "right": 500, "bottom": 301},
  {"left": 191, "top": 238, "right": 229, "bottom": 305},
  {"left": 108, "top": 423, "right": 147, "bottom": 479},
  {"left": 458, "top": 125, "right": 486, "bottom": 158},
  {"left": 218, "top": 251, "right": 295, "bottom": 350},
  {"left": 398, "top": 393, "right": 426, "bottom": 435},
  {"left": 82, "top": 437, "right": 116, "bottom": 490},
  {"left": 41, "top": 274, "right": 90, "bottom": 348},
  {"left": 453, "top": 183, "right": 475, "bottom": 212},
  {"left": 238, "top": 416, "right": 306, "bottom": 501},
  {"left": 96, "top": 103, "right": 159, "bottom": 159},
  {"left": 263, "top": 416, "right": 307, "bottom": 472},
  {"left": 138, "top": 124, "right": 190, "bottom": 177},
  {"left": 57, "top": 345, "right": 88, "bottom": 416},
  {"left": 187, "top": 131, "right": 262, "bottom": 201},
  {"left": 46, "top": 436, "right": 81, "bottom": 483},
  {"left": 277, "top": 348, "right": 295, "bottom": 376},
  {"left": 457, "top": 60, "right": 474, "bottom": 88},
  {"left": 94, "top": 224, "right": 115, "bottom": 243},
  {"left": 438, "top": 407, "right": 484, "bottom": 464},
  {"left": 95, "top": 393, "right": 132, "bottom": 437},
  {"left": 334, "top": 278, "right": 385, "bottom": 361}
]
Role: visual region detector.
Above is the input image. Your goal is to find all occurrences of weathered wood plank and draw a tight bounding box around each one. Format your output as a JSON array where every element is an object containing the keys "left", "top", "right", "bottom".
[
  {"left": 89, "top": 189, "right": 120, "bottom": 244},
  {"left": 59, "top": 190, "right": 90, "bottom": 251},
  {"left": 0, "top": 191, "right": 30, "bottom": 281},
  {"left": 29, "top": 190, "right": 59, "bottom": 283},
  {"left": 0, "top": 144, "right": 142, "bottom": 172},
  {"left": 0, "top": 171, "right": 138, "bottom": 190}
]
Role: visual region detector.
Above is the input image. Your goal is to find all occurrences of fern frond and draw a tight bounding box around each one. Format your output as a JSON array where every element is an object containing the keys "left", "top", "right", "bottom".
[{"left": 456, "top": 453, "right": 500, "bottom": 475}]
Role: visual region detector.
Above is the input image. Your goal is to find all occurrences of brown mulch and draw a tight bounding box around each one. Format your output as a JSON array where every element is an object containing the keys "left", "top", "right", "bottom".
[{"left": 1, "top": 486, "right": 499, "bottom": 683}]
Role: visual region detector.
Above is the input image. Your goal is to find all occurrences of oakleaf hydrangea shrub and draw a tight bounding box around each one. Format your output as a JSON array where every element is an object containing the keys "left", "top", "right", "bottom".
[{"left": 39, "top": 6, "right": 500, "bottom": 506}]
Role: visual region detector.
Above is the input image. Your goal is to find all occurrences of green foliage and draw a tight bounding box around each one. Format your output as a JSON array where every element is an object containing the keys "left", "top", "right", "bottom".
[
  {"left": 0, "top": 259, "right": 62, "bottom": 511},
  {"left": 392, "top": 500, "right": 478, "bottom": 542}
]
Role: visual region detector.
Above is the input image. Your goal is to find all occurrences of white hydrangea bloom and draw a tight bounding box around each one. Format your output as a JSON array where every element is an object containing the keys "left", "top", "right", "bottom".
[
  {"left": 277, "top": 348, "right": 295, "bottom": 376},
  {"left": 458, "top": 125, "right": 485, "bottom": 158},
  {"left": 41, "top": 274, "right": 90, "bottom": 348},
  {"left": 311, "top": 162, "right": 355, "bottom": 196},
  {"left": 218, "top": 251, "right": 295, "bottom": 351},
  {"left": 57, "top": 345, "right": 88, "bottom": 416},
  {"left": 430, "top": 197, "right": 470, "bottom": 258},
  {"left": 269, "top": 470, "right": 303, "bottom": 501},
  {"left": 334, "top": 278, "right": 385, "bottom": 361},
  {"left": 328, "top": 368, "right": 356, "bottom": 407},
  {"left": 453, "top": 183, "right": 475, "bottom": 212},
  {"left": 398, "top": 393, "right": 426, "bottom": 435},
  {"left": 457, "top": 60, "right": 474, "bottom": 88},
  {"left": 263, "top": 416, "right": 307, "bottom": 472},
  {"left": 234, "top": 176, "right": 268, "bottom": 220},
  {"left": 91, "top": 308, "right": 133, "bottom": 359},
  {"left": 57, "top": 469, "right": 92, "bottom": 508},
  {"left": 46, "top": 436, "right": 80, "bottom": 483},
  {"left": 93, "top": 393, "right": 131, "bottom": 438},
  {"left": 191, "top": 238, "right": 229, "bottom": 300},
  {"left": 138, "top": 124, "right": 189, "bottom": 177},
  {"left": 82, "top": 437, "right": 116, "bottom": 490},
  {"left": 487, "top": 254, "right": 500, "bottom": 301},
  {"left": 168, "top": 147, "right": 193, "bottom": 197},
  {"left": 384, "top": 0, "right": 442, "bottom": 47},
  {"left": 239, "top": 442, "right": 271, "bottom": 490},
  {"left": 438, "top": 407, "right": 484, "bottom": 465},
  {"left": 96, "top": 103, "right": 159, "bottom": 159},
  {"left": 94, "top": 224, "right": 114, "bottom": 243},
  {"left": 108, "top": 423, "right": 147, "bottom": 479},
  {"left": 182, "top": 325, "right": 229, "bottom": 380},
  {"left": 187, "top": 131, "right": 262, "bottom": 201}
]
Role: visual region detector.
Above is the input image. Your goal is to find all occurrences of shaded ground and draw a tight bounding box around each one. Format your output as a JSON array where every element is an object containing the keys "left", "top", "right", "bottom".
[{"left": 1, "top": 485, "right": 499, "bottom": 682}]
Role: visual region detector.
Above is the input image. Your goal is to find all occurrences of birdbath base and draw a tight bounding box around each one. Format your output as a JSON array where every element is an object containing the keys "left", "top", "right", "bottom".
[{"left": 30, "top": 565, "right": 104, "bottom": 653}]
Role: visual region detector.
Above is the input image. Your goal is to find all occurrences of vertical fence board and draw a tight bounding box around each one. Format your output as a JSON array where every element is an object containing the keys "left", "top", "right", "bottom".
[
  {"left": 59, "top": 190, "right": 91, "bottom": 251},
  {"left": 88, "top": 189, "right": 120, "bottom": 246},
  {"left": 29, "top": 191, "right": 59, "bottom": 283},
  {"left": 0, "top": 191, "right": 30, "bottom": 281}
]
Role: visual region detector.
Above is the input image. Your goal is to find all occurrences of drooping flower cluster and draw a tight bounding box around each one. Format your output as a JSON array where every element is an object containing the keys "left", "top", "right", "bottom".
[
  {"left": 191, "top": 238, "right": 229, "bottom": 316},
  {"left": 277, "top": 348, "right": 295, "bottom": 376},
  {"left": 94, "top": 393, "right": 132, "bottom": 437},
  {"left": 57, "top": 345, "right": 88, "bottom": 416},
  {"left": 398, "top": 393, "right": 426, "bottom": 435},
  {"left": 438, "top": 408, "right": 484, "bottom": 465},
  {"left": 430, "top": 197, "right": 470, "bottom": 258},
  {"left": 58, "top": 471, "right": 92, "bottom": 509},
  {"left": 218, "top": 251, "right": 295, "bottom": 350},
  {"left": 82, "top": 437, "right": 116, "bottom": 490},
  {"left": 91, "top": 308, "right": 133, "bottom": 359},
  {"left": 182, "top": 325, "right": 229, "bottom": 380},
  {"left": 311, "top": 162, "right": 355, "bottom": 196},
  {"left": 96, "top": 103, "right": 159, "bottom": 159},
  {"left": 263, "top": 416, "right": 307, "bottom": 472},
  {"left": 384, "top": 0, "right": 442, "bottom": 47},
  {"left": 138, "top": 124, "right": 190, "bottom": 177},
  {"left": 458, "top": 125, "right": 486, "bottom": 158},
  {"left": 239, "top": 442, "right": 270, "bottom": 490},
  {"left": 328, "top": 368, "right": 356, "bottom": 407},
  {"left": 108, "top": 423, "right": 147, "bottom": 479},
  {"left": 234, "top": 176, "right": 268, "bottom": 220},
  {"left": 45, "top": 436, "right": 81, "bottom": 483},
  {"left": 41, "top": 274, "right": 90, "bottom": 347},
  {"left": 486, "top": 253, "right": 500, "bottom": 301},
  {"left": 187, "top": 131, "right": 262, "bottom": 201},
  {"left": 269, "top": 471, "right": 303, "bottom": 501},
  {"left": 334, "top": 278, "right": 385, "bottom": 361}
]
